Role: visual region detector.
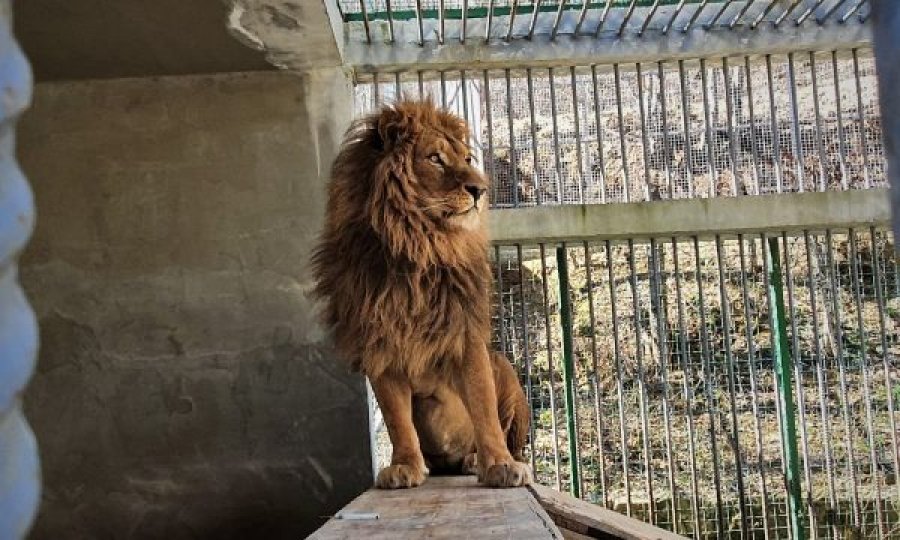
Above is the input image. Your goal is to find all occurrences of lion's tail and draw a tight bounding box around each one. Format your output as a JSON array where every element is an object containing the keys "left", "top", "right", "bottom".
[{"left": 492, "top": 352, "right": 531, "bottom": 462}]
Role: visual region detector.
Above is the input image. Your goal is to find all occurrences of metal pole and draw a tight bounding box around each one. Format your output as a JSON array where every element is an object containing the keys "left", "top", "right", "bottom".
[
  {"left": 555, "top": 245, "right": 581, "bottom": 498},
  {"left": 765, "top": 236, "right": 806, "bottom": 540}
]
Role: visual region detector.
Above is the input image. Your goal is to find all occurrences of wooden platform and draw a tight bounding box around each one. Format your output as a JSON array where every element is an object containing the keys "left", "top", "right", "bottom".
[
  {"left": 310, "top": 476, "right": 685, "bottom": 539},
  {"left": 310, "top": 476, "right": 561, "bottom": 539}
]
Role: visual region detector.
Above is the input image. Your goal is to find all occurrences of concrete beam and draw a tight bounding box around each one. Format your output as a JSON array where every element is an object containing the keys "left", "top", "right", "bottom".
[
  {"left": 488, "top": 189, "right": 891, "bottom": 244},
  {"left": 226, "top": 0, "right": 344, "bottom": 70},
  {"left": 345, "top": 19, "right": 871, "bottom": 74}
]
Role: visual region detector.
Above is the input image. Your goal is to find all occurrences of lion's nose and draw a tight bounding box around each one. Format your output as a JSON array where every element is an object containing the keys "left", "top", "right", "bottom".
[{"left": 465, "top": 184, "right": 487, "bottom": 203}]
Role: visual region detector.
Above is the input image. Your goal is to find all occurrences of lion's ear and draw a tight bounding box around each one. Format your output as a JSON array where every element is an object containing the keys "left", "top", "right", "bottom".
[{"left": 375, "top": 108, "right": 415, "bottom": 151}]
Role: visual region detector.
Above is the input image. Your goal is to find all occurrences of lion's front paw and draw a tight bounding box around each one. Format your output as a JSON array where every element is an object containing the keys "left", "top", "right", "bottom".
[
  {"left": 375, "top": 463, "right": 427, "bottom": 489},
  {"left": 461, "top": 453, "right": 478, "bottom": 475},
  {"left": 479, "top": 460, "right": 532, "bottom": 488}
]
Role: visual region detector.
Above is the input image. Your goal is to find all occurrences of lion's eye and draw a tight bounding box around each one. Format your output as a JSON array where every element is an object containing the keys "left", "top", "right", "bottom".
[
  {"left": 428, "top": 154, "right": 444, "bottom": 167},
  {"left": 465, "top": 155, "right": 474, "bottom": 164}
]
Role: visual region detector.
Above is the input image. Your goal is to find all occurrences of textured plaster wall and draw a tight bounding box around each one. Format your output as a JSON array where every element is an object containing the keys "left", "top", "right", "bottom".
[{"left": 16, "top": 69, "right": 370, "bottom": 539}]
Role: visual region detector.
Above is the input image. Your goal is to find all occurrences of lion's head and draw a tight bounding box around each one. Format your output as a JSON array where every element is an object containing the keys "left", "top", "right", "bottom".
[{"left": 321, "top": 100, "right": 489, "bottom": 267}]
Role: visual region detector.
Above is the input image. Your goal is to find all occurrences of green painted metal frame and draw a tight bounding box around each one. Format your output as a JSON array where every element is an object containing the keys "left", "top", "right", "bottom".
[
  {"left": 766, "top": 236, "right": 806, "bottom": 540},
  {"left": 555, "top": 245, "right": 581, "bottom": 498},
  {"left": 342, "top": 0, "right": 712, "bottom": 22}
]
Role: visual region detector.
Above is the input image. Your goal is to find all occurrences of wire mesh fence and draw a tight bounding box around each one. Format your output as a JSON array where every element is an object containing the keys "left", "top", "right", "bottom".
[
  {"left": 336, "top": 0, "right": 871, "bottom": 44},
  {"left": 355, "top": 49, "right": 884, "bottom": 207},
  {"left": 492, "top": 229, "right": 898, "bottom": 539}
]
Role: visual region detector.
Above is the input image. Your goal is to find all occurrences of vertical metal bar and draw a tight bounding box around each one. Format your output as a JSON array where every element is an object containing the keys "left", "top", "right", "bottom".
[
  {"left": 639, "top": 0, "right": 663, "bottom": 36},
  {"left": 737, "top": 235, "right": 774, "bottom": 538},
  {"left": 440, "top": 70, "right": 447, "bottom": 109},
  {"left": 851, "top": 49, "right": 872, "bottom": 189},
  {"left": 496, "top": 245, "right": 509, "bottom": 356},
  {"left": 590, "top": 65, "right": 608, "bottom": 204},
  {"left": 358, "top": 0, "right": 372, "bottom": 43},
  {"left": 595, "top": 0, "right": 616, "bottom": 36},
  {"left": 574, "top": 0, "right": 592, "bottom": 36},
  {"left": 649, "top": 238, "right": 678, "bottom": 533},
  {"left": 614, "top": 64, "right": 631, "bottom": 203},
  {"left": 583, "top": 241, "right": 608, "bottom": 507},
  {"left": 838, "top": 0, "right": 866, "bottom": 23},
  {"left": 0, "top": 0, "right": 39, "bottom": 535},
  {"left": 795, "top": 0, "right": 826, "bottom": 24},
  {"left": 787, "top": 53, "right": 806, "bottom": 192},
  {"left": 780, "top": 233, "right": 816, "bottom": 536},
  {"left": 657, "top": 63, "right": 674, "bottom": 198},
  {"left": 549, "top": 67, "right": 563, "bottom": 204},
  {"left": 393, "top": 72, "right": 402, "bottom": 102},
  {"left": 699, "top": 58, "right": 717, "bottom": 198},
  {"left": 460, "top": 0, "right": 468, "bottom": 42},
  {"left": 551, "top": 0, "right": 567, "bottom": 40},
  {"left": 751, "top": 0, "right": 783, "bottom": 29},
  {"left": 414, "top": 0, "right": 425, "bottom": 45},
  {"left": 460, "top": 70, "right": 469, "bottom": 126},
  {"left": 848, "top": 230, "right": 885, "bottom": 538},
  {"left": 869, "top": 227, "right": 900, "bottom": 512},
  {"left": 682, "top": 0, "right": 710, "bottom": 33},
  {"left": 484, "top": 71, "right": 497, "bottom": 205},
  {"left": 706, "top": 0, "right": 735, "bottom": 29},
  {"left": 722, "top": 57, "right": 739, "bottom": 196},
  {"left": 527, "top": 0, "right": 542, "bottom": 39},
  {"left": 714, "top": 236, "right": 749, "bottom": 535},
  {"left": 606, "top": 240, "right": 632, "bottom": 516},
  {"left": 636, "top": 63, "right": 652, "bottom": 202},
  {"left": 766, "top": 55, "right": 784, "bottom": 193},
  {"left": 678, "top": 60, "right": 695, "bottom": 199},
  {"left": 385, "top": 0, "right": 395, "bottom": 43},
  {"left": 372, "top": 71, "right": 381, "bottom": 108},
  {"left": 693, "top": 236, "right": 726, "bottom": 538},
  {"left": 570, "top": 67, "right": 586, "bottom": 203},
  {"left": 417, "top": 70, "right": 424, "bottom": 99},
  {"left": 618, "top": 0, "right": 638, "bottom": 36},
  {"left": 744, "top": 57, "right": 762, "bottom": 196},
  {"left": 831, "top": 52, "right": 849, "bottom": 190},
  {"left": 556, "top": 245, "right": 582, "bottom": 499},
  {"left": 817, "top": 0, "right": 851, "bottom": 23},
  {"left": 662, "top": 0, "right": 688, "bottom": 34},
  {"left": 774, "top": 0, "right": 803, "bottom": 27},
  {"left": 824, "top": 229, "right": 862, "bottom": 530},
  {"left": 809, "top": 52, "right": 828, "bottom": 192},
  {"left": 766, "top": 235, "right": 806, "bottom": 540},
  {"left": 505, "top": 69, "right": 520, "bottom": 207},
  {"left": 539, "top": 243, "right": 562, "bottom": 491},
  {"left": 515, "top": 244, "right": 537, "bottom": 476},
  {"left": 506, "top": 0, "right": 520, "bottom": 41},
  {"left": 438, "top": 0, "right": 445, "bottom": 44},
  {"left": 526, "top": 68, "right": 542, "bottom": 205},
  {"left": 486, "top": 0, "right": 496, "bottom": 41},
  {"left": 802, "top": 231, "right": 838, "bottom": 539},
  {"left": 627, "top": 239, "right": 656, "bottom": 524},
  {"left": 671, "top": 238, "right": 702, "bottom": 538},
  {"left": 729, "top": 0, "right": 757, "bottom": 28}
]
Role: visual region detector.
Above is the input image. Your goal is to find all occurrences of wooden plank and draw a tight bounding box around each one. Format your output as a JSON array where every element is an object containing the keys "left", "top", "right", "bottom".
[
  {"left": 310, "top": 476, "right": 563, "bottom": 539},
  {"left": 528, "top": 484, "right": 686, "bottom": 540}
]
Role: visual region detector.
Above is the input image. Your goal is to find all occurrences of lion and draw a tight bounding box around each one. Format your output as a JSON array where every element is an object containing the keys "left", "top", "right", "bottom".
[{"left": 311, "top": 100, "right": 532, "bottom": 489}]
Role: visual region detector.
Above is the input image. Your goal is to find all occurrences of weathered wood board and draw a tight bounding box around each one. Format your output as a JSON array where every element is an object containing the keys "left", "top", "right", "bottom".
[
  {"left": 309, "top": 476, "right": 563, "bottom": 539},
  {"left": 528, "top": 484, "right": 686, "bottom": 540}
]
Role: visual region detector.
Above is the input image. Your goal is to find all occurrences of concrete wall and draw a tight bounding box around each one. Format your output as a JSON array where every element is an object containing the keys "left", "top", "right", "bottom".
[{"left": 16, "top": 69, "right": 370, "bottom": 539}]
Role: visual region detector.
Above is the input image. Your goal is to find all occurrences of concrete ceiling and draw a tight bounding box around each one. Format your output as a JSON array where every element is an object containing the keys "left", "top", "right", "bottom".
[{"left": 15, "top": 0, "right": 277, "bottom": 82}]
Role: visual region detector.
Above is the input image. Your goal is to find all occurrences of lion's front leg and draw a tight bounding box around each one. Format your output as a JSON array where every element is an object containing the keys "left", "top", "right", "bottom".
[
  {"left": 456, "top": 342, "right": 532, "bottom": 488},
  {"left": 369, "top": 372, "right": 428, "bottom": 489}
]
